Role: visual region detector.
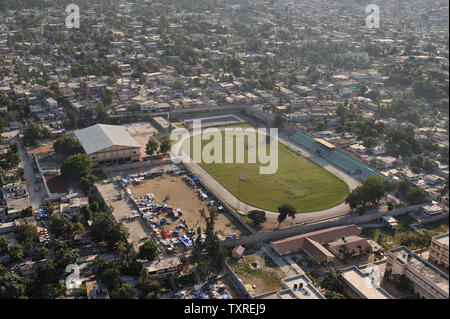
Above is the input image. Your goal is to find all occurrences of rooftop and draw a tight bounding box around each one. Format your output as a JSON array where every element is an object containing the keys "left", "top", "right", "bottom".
[
  {"left": 279, "top": 274, "right": 325, "bottom": 299},
  {"left": 144, "top": 256, "right": 182, "bottom": 273},
  {"left": 342, "top": 267, "right": 393, "bottom": 299},
  {"left": 75, "top": 124, "right": 140, "bottom": 154},
  {"left": 433, "top": 233, "right": 449, "bottom": 247},
  {"left": 390, "top": 247, "right": 449, "bottom": 296}
]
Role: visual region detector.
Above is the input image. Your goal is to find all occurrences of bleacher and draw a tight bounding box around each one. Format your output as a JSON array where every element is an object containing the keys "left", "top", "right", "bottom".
[{"left": 290, "top": 131, "right": 389, "bottom": 183}]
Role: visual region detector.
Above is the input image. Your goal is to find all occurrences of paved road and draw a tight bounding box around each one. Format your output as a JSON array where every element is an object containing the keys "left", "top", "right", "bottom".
[
  {"left": 13, "top": 135, "right": 46, "bottom": 209},
  {"left": 179, "top": 130, "right": 361, "bottom": 224},
  {"left": 261, "top": 244, "right": 298, "bottom": 277}
]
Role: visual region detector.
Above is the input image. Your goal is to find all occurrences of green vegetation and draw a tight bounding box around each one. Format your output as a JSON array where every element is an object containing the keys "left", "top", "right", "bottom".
[
  {"left": 345, "top": 176, "right": 394, "bottom": 211},
  {"left": 318, "top": 267, "right": 346, "bottom": 299},
  {"left": 232, "top": 255, "right": 282, "bottom": 291},
  {"left": 184, "top": 128, "right": 349, "bottom": 212},
  {"left": 247, "top": 210, "right": 266, "bottom": 226},
  {"left": 53, "top": 136, "right": 84, "bottom": 157},
  {"left": 361, "top": 214, "right": 439, "bottom": 250},
  {"left": 138, "top": 240, "right": 159, "bottom": 261},
  {"left": 60, "top": 154, "right": 91, "bottom": 181}
]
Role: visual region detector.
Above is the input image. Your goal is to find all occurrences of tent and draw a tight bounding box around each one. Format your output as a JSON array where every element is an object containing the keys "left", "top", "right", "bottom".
[{"left": 180, "top": 235, "right": 193, "bottom": 247}]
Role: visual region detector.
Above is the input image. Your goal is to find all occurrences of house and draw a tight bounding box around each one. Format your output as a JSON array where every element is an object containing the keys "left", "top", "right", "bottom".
[
  {"left": 382, "top": 215, "right": 399, "bottom": 229},
  {"left": 428, "top": 233, "right": 449, "bottom": 271},
  {"left": 271, "top": 225, "right": 362, "bottom": 264},
  {"left": 232, "top": 245, "right": 245, "bottom": 259},
  {"left": 421, "top": 204, "right": 444, "bottom": 216},
  {"left": 144, "top": 256, "right": 183, "bottom": 280},
  {"left": 74, "top": 124, "right": 141, "bottom": 168},
  {"left": 327, "top": 236, "right": 371, "bottom": 260}
]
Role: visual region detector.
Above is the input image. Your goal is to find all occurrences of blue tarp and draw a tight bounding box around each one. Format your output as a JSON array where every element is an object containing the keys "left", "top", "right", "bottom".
[{"left": 180, "top": 235, "right": 192, "bottom": 247}]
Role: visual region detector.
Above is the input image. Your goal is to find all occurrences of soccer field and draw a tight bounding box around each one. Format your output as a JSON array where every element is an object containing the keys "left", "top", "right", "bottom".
[{"left": 183, "top": 127, "right": 349, "bottom": 213}]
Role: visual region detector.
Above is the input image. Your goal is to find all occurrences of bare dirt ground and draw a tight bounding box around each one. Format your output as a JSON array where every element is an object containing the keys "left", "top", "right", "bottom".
[
  {"left": 128, "top": 175, "right": 241, "bottom": 237},
  {"left": 229, "top": 250, "right": 285, "bottom": 297}
]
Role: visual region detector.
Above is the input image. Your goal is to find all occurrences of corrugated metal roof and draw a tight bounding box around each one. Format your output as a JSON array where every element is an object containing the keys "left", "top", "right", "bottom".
[{"left": 75, "top": 124, "right": 140, "bottom": 154}]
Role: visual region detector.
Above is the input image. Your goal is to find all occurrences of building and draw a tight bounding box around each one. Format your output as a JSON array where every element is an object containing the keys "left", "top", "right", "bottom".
[
  {"left": 327, "top": 236, "right": 371, "bottom": 260},
  {"left": 271, "top": 225, "right": 362, "bottom": 259},
  {"left": 232, "top": 245, "right": 245, "bottom": 259},
  {"left": 385, "top": 246, "right": 449, "bottom": 299},
  {"left": 428, "top": 233, "right": 449, "bottom": 271},
  {"left": 144, "top": 256, "right": 183, "bottom": 280},
  {"left": 342, "top": 266, "right": 393, "bottom": 299},
  {"left": 421, "top": 204, "right": 444, "bottom": 216},
  {"left": 382, "top": 215, "right": 399, "bottom": 229},
  {"left": 74, "top": 124, "right": 141, "bottom": 168},
  {"left": 276, "top": 274, "right": 325, "bottom": 299}
]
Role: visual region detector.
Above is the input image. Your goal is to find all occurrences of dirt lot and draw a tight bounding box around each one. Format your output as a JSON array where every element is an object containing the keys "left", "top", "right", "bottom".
[
  {"left": 97, "top": 181, "right": 153, "bottom": 245},
  {"left": 229, "top": 251, "right": 285, "bottom": 297},
  {"left": 128, "top": 174, "right": 241, "bottom": 237}
]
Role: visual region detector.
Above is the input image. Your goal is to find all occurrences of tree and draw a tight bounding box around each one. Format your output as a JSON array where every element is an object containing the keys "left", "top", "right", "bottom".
[
  {"left": 90, "top": 212, "right": 129, "bottom": 250},
  {"left": 96, "top": 102, "right": 108, "bottom": 123},
  {"left": 14, "top": 224, "right": 39, "bottom": 251},
  {"left": 159, "top": 138, "right": 171, "bottom": 155},
  {"left": 345, "top": 190, "right": 361, "bottom": 212},
  {"left": 53, "top": 136, "right": 83, "bottom": 157},
  {"left": 80, "top": 176, "right": 94, "bottom": 196},
  {"left": 138, "top": 240, "right": 159, "bottom": 261},
  {"left": 8, "top": 244, "right": 24, "bottom": 262},
  {"left": 272, "top": 113, "right": 285, "bottom": 129},
  {"left": 49, "top": 213, "right": 73, "bottom": 239},
  {"left": 42, "top": 200, "right": 54, "bottom": 216},
  {"left": 145, "top": 137, "right": 159, "bottom": 156},
  {"left": 407, "top": 187, "right": 427, "bottom": 205},
  {"left": 319, "top": 267, "right": 345, "bottom": 294},
  {"left": 345, "top": 177, "right": 394, "bottom": 210},
  {"left": 61, "top": 154, "right": 91, "bottom": 181},
  {"left": 101, "top": 267, "right": 123, "bottom": 291},
  {"left": 136, "top": 269, "right": 163, "bottom": 299},
  {"left": 110, "top": 283, "right": 136, "bottom": 299},
  {"left": 247, "top": 210, "right": 266, "bottom": 226},
  {"left": 0, "top": 265, "right": 25, "bottom": 299},
  {"left": 277, "top": 203, "right": 296, "bottom": 226},
  {"left": 0, "top": 236, "right": 8, "bottom": 255}
]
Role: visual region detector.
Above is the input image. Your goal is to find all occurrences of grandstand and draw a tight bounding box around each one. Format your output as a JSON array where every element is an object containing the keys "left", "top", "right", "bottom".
[{"left": 290, "top": 131, "right": 389, "bottom": 183}]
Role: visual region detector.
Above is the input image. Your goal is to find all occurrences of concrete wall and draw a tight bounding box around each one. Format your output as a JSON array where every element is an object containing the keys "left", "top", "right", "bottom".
[
  {"left": 222, "top": 205, "right": 423, "bottom": 248},
  {"left": 223, "top": 262, "right": 253, "bottom": 299}
]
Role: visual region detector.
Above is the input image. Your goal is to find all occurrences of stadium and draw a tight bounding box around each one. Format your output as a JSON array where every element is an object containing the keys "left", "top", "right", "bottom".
[{"left": 179, "top": 114, "right": 388, "bottom": 214}]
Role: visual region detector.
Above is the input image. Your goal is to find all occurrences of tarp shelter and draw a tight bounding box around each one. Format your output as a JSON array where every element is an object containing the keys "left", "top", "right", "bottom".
[{"left": 180, "top": 235, "right": 193, "bottom": 247}]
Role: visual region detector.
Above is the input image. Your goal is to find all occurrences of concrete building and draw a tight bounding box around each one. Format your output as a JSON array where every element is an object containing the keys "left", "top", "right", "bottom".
[
  {"left": 271, "top": 225, "right": 362, "bottom": 263},
  {"left": 144, "top": 256, "right": 183, "bottom": 280},
  {"left": 428, "top": 233, "right": 449, "bottom": 271},
  {"left": 327, "top": 236, "right": 371, "bottom": 260},
  {"left": 75, "top": 124, "right": 141, "bottom": 168},
  {"left": 277, "top": 274, "right": 325, "bottom": 299},
  {"left": 342, "top": 267, "right": 393, "bottom": 299},
  {"left": 385, "top": 246, "right": 449, "bottom": 299}
]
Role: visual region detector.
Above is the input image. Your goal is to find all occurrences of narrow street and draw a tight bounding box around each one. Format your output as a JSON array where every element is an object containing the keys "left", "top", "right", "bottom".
[{"left": 12, "top": 135, "right": 46, "bottom": 209}]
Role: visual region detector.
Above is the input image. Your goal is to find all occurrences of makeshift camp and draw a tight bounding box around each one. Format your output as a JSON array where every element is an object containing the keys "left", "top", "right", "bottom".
[{"left": 180, "top": 235, "right": 193, "bottom": 247}]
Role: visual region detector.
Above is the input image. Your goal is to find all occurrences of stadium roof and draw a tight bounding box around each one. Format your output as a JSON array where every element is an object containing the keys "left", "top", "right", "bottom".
[{"left": 74, "top": 124, "right": 140, "bottom": 154}]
